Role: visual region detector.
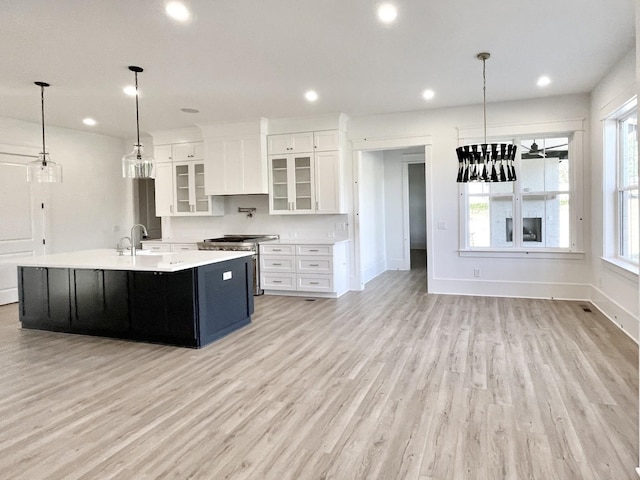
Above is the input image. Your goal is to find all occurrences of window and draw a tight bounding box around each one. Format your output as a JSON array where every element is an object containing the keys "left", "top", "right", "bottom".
[
  {"left": 617, "top": 109, "right": 638, "bottom": 264},
  {"left": 463, "top": 135, "right": 574, "bottom": 251}
]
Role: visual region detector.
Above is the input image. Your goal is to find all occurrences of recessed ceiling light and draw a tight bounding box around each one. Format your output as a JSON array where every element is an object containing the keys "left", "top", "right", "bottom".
[
  {"left": 165, "top": 1, "right": 190, "bottom": 22},
  {"left": 180, "top": 108, "right": 199, "bottom": 113},
  {"left": 305, "top": 90, "right": 319, "bottom": 102},
  {"left": 377, "top": 3, "right": 398, "bottom": 24},
  {"left": 82, "top": 118, "right": 97, "bottom": 126},
  {"left": 422, "top": 89, "right": 435, "bottom": 100},
  {"left": 123, "top": 85, "right": 137, "bottom": 96},
  {"left": 537, "top": 76, "right": 551, "bottom": 87}
]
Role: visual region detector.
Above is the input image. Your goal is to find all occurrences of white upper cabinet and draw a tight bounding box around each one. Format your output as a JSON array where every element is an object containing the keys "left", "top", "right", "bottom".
[
  {"left": 314, "top": 150, "right": 344, "bottom": 214},
  {"left": 154, "top": 161, "right": 174, "bottom": 216},
  {"left": 268, "top": 153, "right": 316, "bottom": 214},
  {"left": 153, "top": 142, "right": 223, "bottom": 217},
  {"left": 204, "top": 135, "right": 268, "bottom": 195},
  {"left": 267, "top": 129, "right": 345, "bottom": 215},
  {"left": 172, "top": 142, "right": 204, "bottom": 162},
  {"left": 154, "top": 145, "right": 173, "bottom": 163},
  {"left": 313, "top": 131, "right": 340, "bottom": 152},
  {"left": 267, "top": 132, "right": 314, "bottom": 155}
]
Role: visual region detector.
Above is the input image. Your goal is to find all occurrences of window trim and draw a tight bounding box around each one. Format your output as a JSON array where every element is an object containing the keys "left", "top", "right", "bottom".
[
  {"left": 458, "top": 120, "right": 584, "bottom": 257},
  {"left": 603, "top": 96, "right": 638, "bottom": 270}
]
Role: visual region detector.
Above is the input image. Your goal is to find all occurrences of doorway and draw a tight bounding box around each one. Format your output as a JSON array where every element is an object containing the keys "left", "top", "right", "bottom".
[
  {"left": 406, "top": 162, "right": 426, "bottom": 270},
  {"left": 135, "top": 179, "right": 162, "bottom": 240},
  {"left": 355, "top": 146, "right": 428, "bottom": 283}
]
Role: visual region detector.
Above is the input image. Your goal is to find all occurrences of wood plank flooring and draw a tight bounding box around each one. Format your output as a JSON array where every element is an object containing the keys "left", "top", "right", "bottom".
[{"left": 0, "top": 267, "right": 637, "bottom": 479}]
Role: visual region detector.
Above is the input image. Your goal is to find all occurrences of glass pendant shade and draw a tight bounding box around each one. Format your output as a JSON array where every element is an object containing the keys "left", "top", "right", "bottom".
[
  {"left": 122, "top": 144, "right": 155, "bottom": 179},
  {"left": 27, "top": 153, "right": 63, "bottom": 183},
  {"left": 28, "top": 81, "right": 62, "bottom": 183},
  {"left": 122, "top": 66, "right": 155, "bottom": 179}
]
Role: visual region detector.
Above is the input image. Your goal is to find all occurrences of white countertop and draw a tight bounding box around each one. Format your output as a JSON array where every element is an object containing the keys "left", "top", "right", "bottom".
[
  {"left": 11, "top": 249, "right": 253, "bottom": 273},
  {"left": 259, "top": 238, "right": 349, "bottom": 245}
]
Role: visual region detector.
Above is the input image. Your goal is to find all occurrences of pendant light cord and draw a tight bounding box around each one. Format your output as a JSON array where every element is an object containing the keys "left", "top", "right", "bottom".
[
  {"left": 482, "top": 56, "right": 487, "bottom": 145},
  {"left": 40, "top": 85, "right": 46, "bottom": 159},
  {"left": 134, "top": 71, "right": 141, "bottom": 152}
]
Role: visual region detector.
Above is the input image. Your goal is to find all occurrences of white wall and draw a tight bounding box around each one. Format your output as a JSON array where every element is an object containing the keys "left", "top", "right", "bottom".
[
  {"left": 161, "top": 194, "right": 348, "bottom": 241},
  {"left": 589, "top": 48, "right": 639, "bottom": 342},
  {"left": 349, "top": 93, "right": 593, "bottom": 299},
  {"left": 0, "top": 117, "right": 132, "bottom": 253},
  {"left": 358, "top": 150, "right": 386, "bottom": 283},
  {"left": 383, "top": 150, "right": 407, "bottom": 270}
]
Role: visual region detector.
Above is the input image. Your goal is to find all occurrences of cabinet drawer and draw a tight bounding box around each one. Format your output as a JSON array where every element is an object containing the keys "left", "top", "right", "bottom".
[
  {"left": 261, "top": 273, "right": 296, "bottom": 291},
  {"left": 296, "top": 245, "right": 332, "bottom": 256},
  {"left": 142, "top": 242, "right": 171, "bottom": 252},
  {"left": 260, "top": 244, "right": 295, "bottom": 255},
  {"left": 297, "top": 274, "right": 334, "bottom": 292},
  {"left": 261, "top": 256, "right": 296, "bottom": 273},
  {"left": 171, "top": 243, "right": 198, "bottom": 252},
  {"left": 297, "top": 257, "right": 333, "bottom": 274}
]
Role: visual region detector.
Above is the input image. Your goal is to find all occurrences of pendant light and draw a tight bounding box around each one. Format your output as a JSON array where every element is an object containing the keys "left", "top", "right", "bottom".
[
  {"left": 456, "top": 53, "right": 517, "bottom": 183},
  {"left": 27, "top": 82, "right": 63, "bottom": 183},
  {"left": 122, "top": 66, "right": 155, "bottom": 179}
]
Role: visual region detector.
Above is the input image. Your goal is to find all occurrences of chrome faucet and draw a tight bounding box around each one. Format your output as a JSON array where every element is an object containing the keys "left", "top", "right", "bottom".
[
  {"left": 130, "top": 224, "right": 148, "bottom": 256},
  {"left": 116, "top": 236, "right": 132, "bottom": 256}
]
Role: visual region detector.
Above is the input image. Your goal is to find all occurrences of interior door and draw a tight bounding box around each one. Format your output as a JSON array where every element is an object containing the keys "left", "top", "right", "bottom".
[{"left": 0, "top": 146, "right": 46, "bottom": 305}]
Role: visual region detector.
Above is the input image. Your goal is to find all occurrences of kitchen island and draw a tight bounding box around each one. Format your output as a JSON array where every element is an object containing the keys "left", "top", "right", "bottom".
[{"left": 14, "top": 249, "right": 254, "bottom": 348}]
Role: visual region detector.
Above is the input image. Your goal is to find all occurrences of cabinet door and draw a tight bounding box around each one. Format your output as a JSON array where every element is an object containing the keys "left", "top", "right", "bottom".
[
  {"left": 192, "top": 163, "right": 210, "bottom": 213},
  {"left": 314, "top": 151, "right": 344, "bottom": 214},
  {"left": 267, "top": 134, "right": 292, "bottom": 155},
  {"left": 154, "top": 162, "right": 174, "bottom": 216},
  {"left": 289, "top": 132, "right": 314, "bottom": 153},
  {"left": 154, "top": 145, "right": 173, "bottom": 163},
  {"left": 269, "top": 155, "right": 292, "bottom": 213},
  {"left": 292, "top": 154, "right": 315, "bottom": 213},
  {"left": 72, "top": 269, "right": 128, "bottom": 334},
  {"left": 172, "top": 142, "right": 203, "bottom": 161},
  {"left": 129, "top": 270, "right": 197, "bottom": 344},
  {"left": 313, "top": 131, "right": 339, "bottom": 151},
  {"left": 19, "top": 267, "right": 71, "bottom": 329},
  {"left": 174, "top": 163, "right": 192, "bottom": 214}
]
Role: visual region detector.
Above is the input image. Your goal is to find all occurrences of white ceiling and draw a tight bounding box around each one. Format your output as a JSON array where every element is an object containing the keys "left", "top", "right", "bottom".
[{"left": 0, "top": 0, "right": 635, "bottom": 139}]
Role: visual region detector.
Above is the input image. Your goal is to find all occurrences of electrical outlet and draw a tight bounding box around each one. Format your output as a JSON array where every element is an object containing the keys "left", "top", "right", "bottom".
[
  {"left": 437, "top": 221, "right": 447, "bottom": 230},
  {"left": 473, "top": 268, "right": 481, "bottom": 278}
]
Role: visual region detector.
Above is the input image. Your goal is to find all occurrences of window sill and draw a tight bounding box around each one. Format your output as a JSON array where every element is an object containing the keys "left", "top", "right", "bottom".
[
  {"left": 459, "top": 249, "right": 585, "bottom": 260},
  {"left": 600, "top": 257, "right": 639, "bottom": 281}
]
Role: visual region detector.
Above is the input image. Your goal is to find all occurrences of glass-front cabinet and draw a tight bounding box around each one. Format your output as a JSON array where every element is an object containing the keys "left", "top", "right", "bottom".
[
  {"left": 173, "top": 161, "right": 212, "bottom": 215},
  {"left": 268, "top": 154, "right": 315, "bottom": 214}
]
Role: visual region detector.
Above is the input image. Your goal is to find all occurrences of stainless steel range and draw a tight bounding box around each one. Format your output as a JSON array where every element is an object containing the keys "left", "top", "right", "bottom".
[{"left": 197, "top": 235, "right": 279, "bottom": 295}]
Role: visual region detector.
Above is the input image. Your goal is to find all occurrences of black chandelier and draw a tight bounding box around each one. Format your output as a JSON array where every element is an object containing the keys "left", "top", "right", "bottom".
[{"left": 456, "top": 53, "right": 516, "bottom": 183}]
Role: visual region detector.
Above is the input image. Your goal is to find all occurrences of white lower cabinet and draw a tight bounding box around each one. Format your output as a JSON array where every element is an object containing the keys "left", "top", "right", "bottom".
[
  {"left": 260, "top": 242, "right": 348, "bottom": 298},
  {"left": 141, "top": 241, "right": 198, "bottom": 252}
]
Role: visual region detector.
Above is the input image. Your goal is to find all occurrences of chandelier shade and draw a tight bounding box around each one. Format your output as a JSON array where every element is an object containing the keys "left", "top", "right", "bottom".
[
  {"left": 27, "top": 81, "right": 63, "bottom": 183},
  {"left": 456, "top": 53, "right": 516, "bottom": 183},
  {"left": 122, "top": 66, "right": 155, "bottom": 179}
]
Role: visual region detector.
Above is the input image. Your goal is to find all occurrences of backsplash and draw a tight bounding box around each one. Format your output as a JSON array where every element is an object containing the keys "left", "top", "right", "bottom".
[{"left": 161, "top": 195, "right": 349, "bottom": 241}]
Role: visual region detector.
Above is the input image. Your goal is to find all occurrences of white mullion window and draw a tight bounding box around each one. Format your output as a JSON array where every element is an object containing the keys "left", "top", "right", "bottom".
[
  {"left": 463, "top": 134, "right": 573, "bottom": 251},
  {"left": 617, "top": 109, "right": 639, "bottom": 265}
]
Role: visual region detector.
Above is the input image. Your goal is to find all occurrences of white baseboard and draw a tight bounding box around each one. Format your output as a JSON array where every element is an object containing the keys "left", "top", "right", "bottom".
[
  {"left": 635, "top": 466, "right": 640, "bottom": 478},
  {"left": 0, "top": 288, "right": 18, "bottom": 306},
  {"left": 589, "top": 285, "right": 639, "bottom": 343},
  {"left": 428, "top": 277, "right": 591, "bottom": 301}
]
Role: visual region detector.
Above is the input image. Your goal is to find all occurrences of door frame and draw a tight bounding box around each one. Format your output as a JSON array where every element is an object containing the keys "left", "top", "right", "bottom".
[{"left": 350, "top": 136, "right": 433, "bottom": 292}]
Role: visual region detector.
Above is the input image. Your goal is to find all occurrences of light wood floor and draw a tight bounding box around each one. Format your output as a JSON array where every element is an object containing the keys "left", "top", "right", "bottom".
[{"left": 0, "top": 267, "right": 637, "bottom": 479}]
